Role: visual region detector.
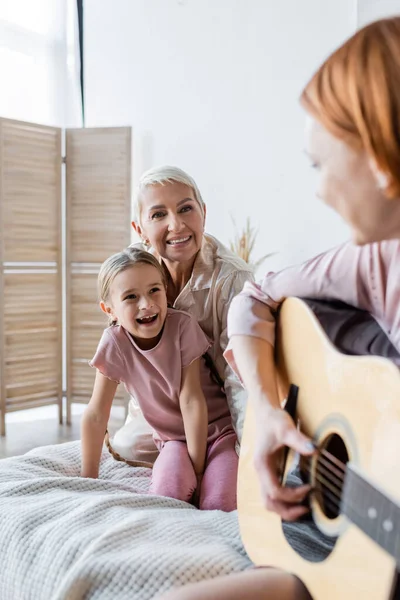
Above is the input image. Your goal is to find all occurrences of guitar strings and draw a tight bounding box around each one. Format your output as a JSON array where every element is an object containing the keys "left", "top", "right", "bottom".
[
  {"left": 320, "top": 447, "right": 346, "bottom": 472},
  {"left": 306, "top": 453, "right": 345, "bottom": 489},
  {"left": 281, "top": 447, "right": 397, "bottom": 523},
  {"left": 289, "top": 461, "right": 343, "bottom": 509},
  {"left": 283, "top": 448, "right": 347, "bottom": 511},
  {"left": 317, "top": 452, "right": 345, "bottom": 479}
]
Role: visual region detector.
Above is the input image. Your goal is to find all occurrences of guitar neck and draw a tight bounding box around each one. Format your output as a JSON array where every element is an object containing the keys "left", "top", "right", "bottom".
[{"left": 342, "top": 465, "right": 400, "bottom": 564}]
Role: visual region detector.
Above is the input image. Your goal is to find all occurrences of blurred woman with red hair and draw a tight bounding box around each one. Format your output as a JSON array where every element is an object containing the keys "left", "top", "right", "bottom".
[
  {"left": 301, "top": 16, "right": 400, "bottom": 243},
  {"left": 160, "top": 16, "right": 400, "bottom": 600}
]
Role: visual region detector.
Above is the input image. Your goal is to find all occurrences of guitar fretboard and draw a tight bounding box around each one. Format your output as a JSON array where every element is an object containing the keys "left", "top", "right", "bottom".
[{"left": 342, "top": 465, "right": 400, "bottom": 563}]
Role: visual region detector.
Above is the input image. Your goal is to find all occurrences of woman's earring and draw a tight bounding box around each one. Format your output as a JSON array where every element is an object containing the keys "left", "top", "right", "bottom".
[
  {"left": 142, "top": 238, "right": 150, "bottom": 248},
  {"left": 369, "top": 159, "right": 389, "bottom": 191},
  {"left": 375, "top": 170, "right": 389, "bottom": 191}
]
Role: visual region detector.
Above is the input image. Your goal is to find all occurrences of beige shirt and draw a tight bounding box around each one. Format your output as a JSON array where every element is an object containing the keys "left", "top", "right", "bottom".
[{"left": 131, "top": 233, "right": 254, "bottom": 441}]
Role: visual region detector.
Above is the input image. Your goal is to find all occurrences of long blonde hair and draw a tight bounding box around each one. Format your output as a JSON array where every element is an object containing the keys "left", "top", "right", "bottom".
[{"left": 98, "top": 247, "right": 166, "bottom": 326}]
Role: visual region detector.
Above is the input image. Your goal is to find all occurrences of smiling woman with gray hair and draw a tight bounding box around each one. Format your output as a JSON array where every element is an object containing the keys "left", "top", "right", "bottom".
[{"left": 108, "top": 165, "right": 254, "bottom": 466}]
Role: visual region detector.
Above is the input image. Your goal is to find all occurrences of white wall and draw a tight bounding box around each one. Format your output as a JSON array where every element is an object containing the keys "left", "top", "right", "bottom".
[
  {"left": 84, "top": 0, "right": 356, "bottom": 273},
  {"left": 358, "top": 0, "right": 400, "bottom": 26},
  {"left": 0, "top": 0, "right": 82, "bottom": 128}
]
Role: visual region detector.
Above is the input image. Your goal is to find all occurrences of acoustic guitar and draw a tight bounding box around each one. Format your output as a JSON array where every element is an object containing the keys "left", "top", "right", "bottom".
[{"left": 238, "top": 297, "right": 400, "bottom": 599}]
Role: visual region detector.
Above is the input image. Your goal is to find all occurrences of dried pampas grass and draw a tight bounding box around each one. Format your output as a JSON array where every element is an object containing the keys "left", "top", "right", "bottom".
[{"left": 229, "top": 217, "right": 274, "bottom": 268}]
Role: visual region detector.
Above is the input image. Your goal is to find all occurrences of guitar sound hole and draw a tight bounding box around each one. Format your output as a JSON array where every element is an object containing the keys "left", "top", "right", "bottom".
[
  {"left": 281, "top": 432, "right": 348, "bottom": 563},
  {"left": 316, "top": 433, "right": 349, "bottom": 520}
]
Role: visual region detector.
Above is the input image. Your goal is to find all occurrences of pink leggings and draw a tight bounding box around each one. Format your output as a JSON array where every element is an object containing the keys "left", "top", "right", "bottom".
[{"left": 149, "top": 430, "right": 238, "bottom": 512}]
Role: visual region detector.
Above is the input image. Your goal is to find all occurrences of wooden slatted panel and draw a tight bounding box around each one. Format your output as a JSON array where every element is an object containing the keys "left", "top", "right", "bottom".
[
  {"left": 4, "top": 272, "right": 60, "bottom": 409},
  {"left": 1, "top": 119, "right": 61, "bottom": 262},
  {"left": 69, "top": 270, "right": 128, "bottom": 406},
  {"left": 0, "top": 119, "right": 62, "bottom": 434},
  {"left": 66, "top": 128, "right": 131, "bottom": 421},
  {"left": 66, "top": 127, "right": 132, "bottom": 263}
]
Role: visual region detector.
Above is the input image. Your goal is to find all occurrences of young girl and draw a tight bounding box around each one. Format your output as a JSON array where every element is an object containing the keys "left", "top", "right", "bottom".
[{"left": 80, "top": 247, "right": 238, "bottom": 511}]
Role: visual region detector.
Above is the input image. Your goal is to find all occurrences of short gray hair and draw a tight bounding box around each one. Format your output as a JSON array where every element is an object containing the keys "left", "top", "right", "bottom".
[{"left": 133, "top": 165, "right": 205, "bottom": 225}]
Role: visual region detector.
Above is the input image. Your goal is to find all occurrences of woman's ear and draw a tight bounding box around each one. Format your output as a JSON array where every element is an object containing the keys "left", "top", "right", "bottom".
[
  {"left": 202, "top": 204, "right": 207, "bottom": 227},
  {"left": 132, "top": 220, "right": 150, "bottom": 246},
  {"left": 131, "top": 220, "right": 142, "bottom": 237}
]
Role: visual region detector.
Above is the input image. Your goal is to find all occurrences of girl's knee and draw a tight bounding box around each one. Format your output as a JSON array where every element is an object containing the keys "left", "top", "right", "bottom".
[
  {"left": 149, "top": 483, "right": 192, "bottom": 502},
  {"left": 199, "top": 489, "right": 237, "bottom": 511},
  {"left": 150, "top": 467, "right": 196, "bottom": 502}
]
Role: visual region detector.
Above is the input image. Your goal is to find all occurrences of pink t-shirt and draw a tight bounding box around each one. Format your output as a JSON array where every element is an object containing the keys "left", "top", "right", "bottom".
[
  {"left": 226, "top": 240, "right": 400, "bottom": 367},
  {"left": 91, "top": 308, "right": 233, "bottom": 448}
]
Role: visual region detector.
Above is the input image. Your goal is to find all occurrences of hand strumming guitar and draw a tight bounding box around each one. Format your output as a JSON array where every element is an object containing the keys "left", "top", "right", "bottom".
[
  {"left": 253, "top": 401, "right": 314, "bottom": 520},
  {"left": 231, "top": 336, "right": 315, "bottom": 521}
]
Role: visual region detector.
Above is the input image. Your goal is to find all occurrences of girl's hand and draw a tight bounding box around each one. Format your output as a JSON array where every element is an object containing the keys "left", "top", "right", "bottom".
[
  {"left": 180, "top": 359, "right": 208, "bottom": 478},
  {"left": 192, "top": 472, "right": 203, "bottom": 507}
]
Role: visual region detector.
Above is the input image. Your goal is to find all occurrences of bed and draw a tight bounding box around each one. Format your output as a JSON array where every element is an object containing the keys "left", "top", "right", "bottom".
[{"left": 0, "top": 440, "right": 251, "bottom": 599}]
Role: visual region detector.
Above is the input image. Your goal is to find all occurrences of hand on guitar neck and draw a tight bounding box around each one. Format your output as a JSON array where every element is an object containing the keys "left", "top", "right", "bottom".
[{"left": 230, "top": 334, "right": 315, "bottom": 521}]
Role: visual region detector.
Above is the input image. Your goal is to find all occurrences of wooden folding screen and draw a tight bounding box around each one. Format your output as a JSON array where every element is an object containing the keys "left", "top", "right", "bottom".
[
  {"left": 0, "top": 121, "right": 132, "bottom": 435},
  {"left": 65, "top": 127, "right": 131, "bottom": 423},
  {"left": 0, "top": 118, "right": 62, "bottom": 435}
]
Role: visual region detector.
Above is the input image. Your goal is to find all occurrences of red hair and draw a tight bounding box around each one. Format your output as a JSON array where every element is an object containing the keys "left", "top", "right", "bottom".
[{"left": 300, "top": 17, "right": 400, "bottom": 198}]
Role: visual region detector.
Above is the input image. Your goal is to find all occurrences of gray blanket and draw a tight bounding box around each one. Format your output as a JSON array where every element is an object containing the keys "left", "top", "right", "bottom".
[{"left": 0, "top": 441, "right": 251, "bottom": 600}]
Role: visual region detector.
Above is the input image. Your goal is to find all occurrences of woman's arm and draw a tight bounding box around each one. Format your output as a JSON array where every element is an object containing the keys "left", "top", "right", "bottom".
[
  {"left": 179, "top": 358, "right": 208, "bottom": 476},
  {"left": 217, "top": 269, "right": 255, "bottom": 441},
  {"left": 227, "top": 242, "right": 369, "bottom": 354},
  {"left": 226, "top": 241, "right": 386, "bottom": 519},
  {"left": 81, "top": 370, "right": 118, "bottom": 478}
]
